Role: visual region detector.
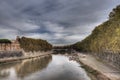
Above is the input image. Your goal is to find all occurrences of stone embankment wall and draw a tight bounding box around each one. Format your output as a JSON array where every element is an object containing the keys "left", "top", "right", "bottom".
[
  {"left": 0, "top": 48, "right": 52, "bottom": 58},
  {"left": 0, "top": 51, "right": 23, "bottom": 58},
  {"left": 0, "top": 50, "right": 51, "bottom": 59},
  {"left": 94, "top": 51, "right": 120, "bottom": 70},
  {"left": 23, "top": 51, "right": 52, "bottom": 56}
]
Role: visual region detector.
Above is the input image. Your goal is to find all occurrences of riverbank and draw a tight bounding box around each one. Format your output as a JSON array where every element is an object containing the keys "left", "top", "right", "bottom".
[
  {"left": 77, "top": 53, "right": 120, "bottom": 80},
  {"left": 0, "top": 51, "right": 51, "bottom": 64}
]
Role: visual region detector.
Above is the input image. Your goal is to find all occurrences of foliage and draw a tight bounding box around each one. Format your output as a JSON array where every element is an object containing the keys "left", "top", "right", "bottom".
[
  {"left": 19, "top": 37, "right": 52, "bottom": 52},
  {"left": 0, "top": 39, "right": 11, "bottom": 44},
  {"left": 73, "top": 5, "right": 120, "bottom": 53}
]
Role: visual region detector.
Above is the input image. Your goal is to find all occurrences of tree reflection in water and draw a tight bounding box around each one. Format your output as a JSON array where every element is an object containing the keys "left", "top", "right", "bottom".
[
  {"left": 0, "top": 55, "right": 91, "bottom": 80},
  {"left": 0, "top": 62, "right": 21, "bottom": 79},
  {"left": 15, "top": 55, "right": 52, "bottom": 78},
  {"left": 0, "top": 55, "right": 52, "bottom": 79}
]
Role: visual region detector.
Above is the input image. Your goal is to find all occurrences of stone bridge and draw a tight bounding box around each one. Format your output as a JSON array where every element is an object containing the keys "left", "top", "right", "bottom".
[{"left": 52, "top": 49, "right": 75, "bottom": 54}]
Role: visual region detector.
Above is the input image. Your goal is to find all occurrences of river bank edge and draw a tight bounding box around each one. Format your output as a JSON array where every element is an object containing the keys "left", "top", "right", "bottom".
[
  {"left": 78, "top": 58, "right": 110, "bottom": 80},
  {"left": 70, "top": 53, "right": 111, "bottom": 80},
  {"left": 0, "top": 51, "right": 51, "bottom": 64}
]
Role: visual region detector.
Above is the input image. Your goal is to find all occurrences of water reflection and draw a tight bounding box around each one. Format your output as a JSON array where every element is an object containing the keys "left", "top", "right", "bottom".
[
  {"left": 0, "top": 54, "right": 91, "bottom": 80},
  {"left": 0, "top": 62, "right": 21, "bottom": 79},
  {"left": 15, "top": 55, "right": 52, "bottom": 78},
  {"left": 0, "top": 55, "right": 52, "bottom": 80}
]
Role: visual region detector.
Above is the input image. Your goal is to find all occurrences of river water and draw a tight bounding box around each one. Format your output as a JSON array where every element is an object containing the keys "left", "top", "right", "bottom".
[{"left": 0, "top": 55, "right": 91, "bottom": 80}]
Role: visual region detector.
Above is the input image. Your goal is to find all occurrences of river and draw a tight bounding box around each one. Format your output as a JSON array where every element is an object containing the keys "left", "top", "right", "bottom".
[{"left": 0, "top": 54, "right": 91, "bottom": 80}]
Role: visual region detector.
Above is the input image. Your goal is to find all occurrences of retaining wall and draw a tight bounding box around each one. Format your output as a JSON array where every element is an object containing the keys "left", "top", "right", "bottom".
[
  {"left": 0, "top": 51, "right": 23, "bottom": 58},
  {"left": 94, "top": 52, "right": 120, "bottom": 70}
]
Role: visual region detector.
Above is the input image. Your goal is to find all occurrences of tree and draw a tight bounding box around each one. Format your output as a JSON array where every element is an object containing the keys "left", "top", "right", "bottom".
[{"left": 19, "top": 37, "right": 52, "bottom": 52}]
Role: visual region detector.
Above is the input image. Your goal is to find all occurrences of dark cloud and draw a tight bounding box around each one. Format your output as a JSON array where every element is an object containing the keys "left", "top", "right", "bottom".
[{"left": 0, "top": 0, "right": 120, "bottom": 45}]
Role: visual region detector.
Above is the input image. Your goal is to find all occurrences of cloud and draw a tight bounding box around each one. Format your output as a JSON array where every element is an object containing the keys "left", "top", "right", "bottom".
[
  {"left": 23, "top": 33, "right": 52, "bottom": 40},
  {"left": 8, "top": 21, "right": 40, "bottom": 31},
  {"left": 0, "top": 26, "right": 19, "bottom": 39},
  {"left": 0, "top": 0, "right": 119, "bottom": 45},
  {"left": 43, "top": 22, "right": 64, "bottom": 33}
]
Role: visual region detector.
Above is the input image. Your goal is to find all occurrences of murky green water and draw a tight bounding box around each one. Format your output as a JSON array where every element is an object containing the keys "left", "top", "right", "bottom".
[{"left": 0, "top": 55, "right": 91, "bottom": 80}]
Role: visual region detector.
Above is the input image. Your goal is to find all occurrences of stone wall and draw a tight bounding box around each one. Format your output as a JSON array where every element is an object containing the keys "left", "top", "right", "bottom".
[
  {"left": 0, "top": 51, "right": 23, "bottom": 58},
  {"left": 93, "top": 52, "right": 120, "bottom": 70}
]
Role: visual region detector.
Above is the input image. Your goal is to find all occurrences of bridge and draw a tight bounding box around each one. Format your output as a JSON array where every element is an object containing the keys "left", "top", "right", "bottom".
[{"left": 52, "top": 48, "right": 76, "bottom": 54}]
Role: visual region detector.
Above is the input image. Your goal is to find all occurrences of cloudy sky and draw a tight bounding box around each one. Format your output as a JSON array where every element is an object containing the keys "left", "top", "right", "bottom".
[{"left": 0, "top": 0, "right": 120, "bottom": 45}]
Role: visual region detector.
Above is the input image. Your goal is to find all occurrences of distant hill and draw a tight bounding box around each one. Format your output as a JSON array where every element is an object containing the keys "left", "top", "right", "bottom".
[
  {"left": 19, "top": 37, "right": 52, "bottom": 52},
  {"left": 73, "top": 5, "right": 120, "bottom": 53}
]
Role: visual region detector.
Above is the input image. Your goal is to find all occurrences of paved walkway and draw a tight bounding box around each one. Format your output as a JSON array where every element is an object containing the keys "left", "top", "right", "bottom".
[{"left": 78, "top": 53, "right": 120, "bottom": 80}]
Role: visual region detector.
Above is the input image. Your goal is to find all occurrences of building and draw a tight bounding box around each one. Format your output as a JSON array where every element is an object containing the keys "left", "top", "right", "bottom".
[{"left": 0, "top": 36, "right": 21, "bottom": 51}]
